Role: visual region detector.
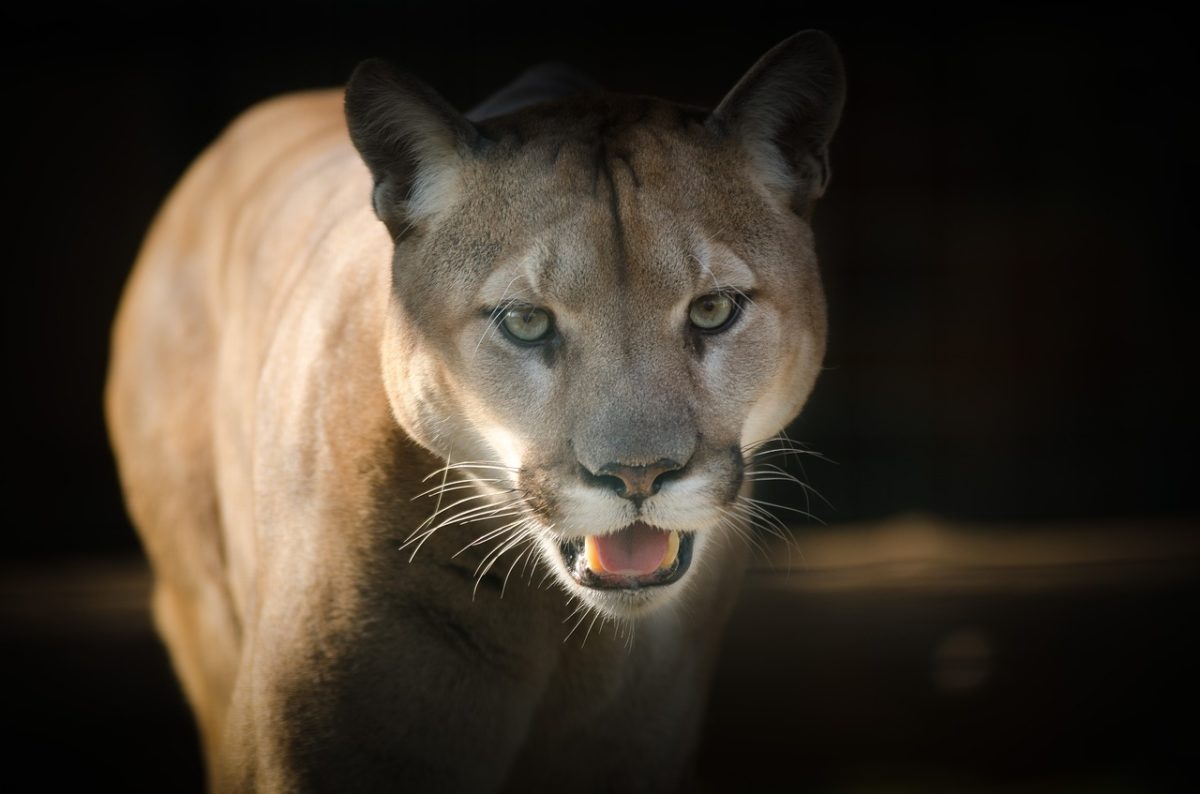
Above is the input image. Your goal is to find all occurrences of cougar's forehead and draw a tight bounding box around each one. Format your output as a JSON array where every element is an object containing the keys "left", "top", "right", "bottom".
[{"left": 404, "top": 97, "right": 805, "bottom": 325}]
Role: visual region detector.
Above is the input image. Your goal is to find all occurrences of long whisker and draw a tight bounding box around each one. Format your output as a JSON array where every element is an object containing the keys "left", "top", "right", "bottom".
[
  {"left": 742, "top": 434, "right": 831, "bottom": 458},
  {"left": 581, "top": 609, "right": 603, "bottom": 648},
  {"left": 401, "top": 495, "right": 529, "bottom": 561},
  {"left": 411, "top": 478, "right": 510, "bottom": 501},
  {"left": 421, "top": 462, "right": 520, "bottom": 482},
  {"left": 716, "top": 506, "right": 772, "bottom": 561},
  {"left": 426, "top": 496, "right": 530, "bottom": 530},
  {"left": 743, "top": 475, "right": 814, "bottom": 485},
  {"left": 769, "top": 431, "right": 834, "bottom": 514},
  {"left": 474, "top": 527, "right": 536, "bottom": 600},
  {"left": 423, "top": 440, "right": 456, "bottom": 554},
  {"left": 563, "top": 605, "right": 593, "bottom": 643},
  {"left": 501, "top": 538, "right": 538, "bottom": 598},
  {"left": 521, "top": 539, "right": 539, "bottom": 583},
  {"left": 562, "top": 601, "right": 588, "bottom": 626},
  {"left": 740, "top": 496, "right": 823, "bottom": 525},
  {"left": 403, "top": 495, "right": 525, "bottom": 548},
  {"left": 733, "top": 505, "right": 795, "bottom": 557},
  {"left": 744, "top": 447, "right": 833, "bottom": 466},
  {"left": 412, "top": 490, "right": 518, "bottom": 529},
  {"left": 403, "top": 510, "right": 528, "bottom": 558},
  {"left": 453, "top": 516, "right": 531, "bottom": 557},
  {"left": 730, "top": 499, "right": 792, "bottom": 536}
]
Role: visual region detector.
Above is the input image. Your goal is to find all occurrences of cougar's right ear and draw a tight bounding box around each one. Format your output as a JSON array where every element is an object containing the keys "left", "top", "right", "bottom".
[{"left": 345, "top": 60, "right": 480, "bottom": 239}]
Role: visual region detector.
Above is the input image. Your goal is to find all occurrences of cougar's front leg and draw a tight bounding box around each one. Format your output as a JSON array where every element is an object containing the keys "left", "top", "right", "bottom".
[{"left": 213, "top": 548, "right": 556, "bottom": 793}]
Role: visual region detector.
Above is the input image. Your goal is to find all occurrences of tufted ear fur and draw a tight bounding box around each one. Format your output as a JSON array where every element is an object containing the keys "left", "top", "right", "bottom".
[
  {"left": 710, "top": 30, "right": 846, "bottom": 216},
  {"left": 344, "top": 59, "right": 481, "bottom": 239}
]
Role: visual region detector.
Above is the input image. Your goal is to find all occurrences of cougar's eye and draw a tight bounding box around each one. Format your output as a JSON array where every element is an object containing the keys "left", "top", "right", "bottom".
[
  {"left": 500, "top": 305, "right": 554, "bottom": 343},
  {"left": 688, "top": 293, "right": 738, "bottom": 332}
]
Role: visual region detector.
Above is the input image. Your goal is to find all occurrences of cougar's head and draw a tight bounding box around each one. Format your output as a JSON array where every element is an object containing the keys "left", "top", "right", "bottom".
[{"left": 346, "top": 32, "right": 844, "bottom": 617}]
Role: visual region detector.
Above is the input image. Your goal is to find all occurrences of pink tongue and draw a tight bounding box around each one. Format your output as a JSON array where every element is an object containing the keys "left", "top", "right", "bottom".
[{"left": 593, "top": 522, "right": 669, "bottom": 576}]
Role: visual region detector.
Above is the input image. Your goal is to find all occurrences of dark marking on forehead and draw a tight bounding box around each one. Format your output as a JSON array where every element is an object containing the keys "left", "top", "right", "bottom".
[
  {"left": 609, "top": 170, "right": 629, "bottom": 287},
  {"left": 590, "top": 143, "right": 606, "bottom": 198},
  {"left": 473, "top": 95, "right": 724, "bottom": 301},
  {"left": 489, "top": 97, "right": 680, "bottom": 179},
  {"left": 683, "top": 248, "right": 702, "bottom": 285},
  {"left": 611, "top": 152, "right": 641, "bottom": 189},
  {"left": 594, "top": 141, "right": 629, "bottom": 286}
]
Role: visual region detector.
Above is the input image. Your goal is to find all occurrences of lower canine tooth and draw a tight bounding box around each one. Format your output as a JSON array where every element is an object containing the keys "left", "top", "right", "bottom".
[
  {"left": 585, "top": 535, "right": 605, "bottom": 573},
  {"left": 659, "top": 531, "right": 681, "bottom": 570}
]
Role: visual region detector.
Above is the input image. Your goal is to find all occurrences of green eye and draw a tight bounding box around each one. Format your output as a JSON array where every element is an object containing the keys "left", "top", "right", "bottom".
[
  {"left": 688, "top": 293, "right": 737, "bottom": 331},
  {"left": 501, "top": 306, "right": 553, "bottom": 343}
]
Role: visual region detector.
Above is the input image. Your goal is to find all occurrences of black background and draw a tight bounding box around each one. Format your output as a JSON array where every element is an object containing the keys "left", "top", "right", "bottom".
[{"left": 4, "top": 2, "right": 1197, "bottom": 790}]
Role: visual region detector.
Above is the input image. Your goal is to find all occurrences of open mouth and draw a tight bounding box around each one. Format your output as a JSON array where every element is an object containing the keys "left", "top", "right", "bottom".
[{"left": 558, "top": 521, "right": 695, "bottom": 590}]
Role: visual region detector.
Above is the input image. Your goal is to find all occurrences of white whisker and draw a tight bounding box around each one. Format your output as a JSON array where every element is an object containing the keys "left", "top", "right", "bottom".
[
  {"left": 421, "top": 461, "right": 520, "bottom": 483},
  {"left": 411, "top": 478, "right": 510, "bottom": 501},
  {"left": 562, "top": 601, "right": 588, "bottom": 626},
  {"left": 563, "top": 605, "right": 593, "bottom": 643},
  {"left": 401, "top": 496, "right": 527, "bottom": 554},
  {"left": 414, "top": 490, "right": 517, "bottom": 528},
  {"left": 581, "top": 609, "right": 603, "bottom": 647},
  {"left": 474, "top": 527, "right": 535, "bottom": 600},
  {"left": 741, "top": 496, "right": 822, "bottom": 524},
  {"left": 501, "top": 539, "right": 538, "bottom": 598},
  {"left": 453, "top": 516, "right": 530, "bottom": 557}
]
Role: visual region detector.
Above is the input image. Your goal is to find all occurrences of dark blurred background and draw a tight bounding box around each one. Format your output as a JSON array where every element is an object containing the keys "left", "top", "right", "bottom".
[{"left": 4, "top": 2, "right": 1196, "bottom": 791}]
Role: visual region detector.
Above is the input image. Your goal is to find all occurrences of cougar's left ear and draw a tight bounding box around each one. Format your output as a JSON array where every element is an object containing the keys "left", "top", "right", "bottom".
[
  {"left": 345, "top": 59, "right": 481, "bottom": 239},
  {"left": 710, "top": 31, "right": 846, "bottom": 216}
]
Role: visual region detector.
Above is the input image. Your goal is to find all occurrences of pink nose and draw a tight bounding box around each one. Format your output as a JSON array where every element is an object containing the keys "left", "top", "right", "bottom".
[{"left": 595, "top": 459, "right": 683, "bottom": 500}]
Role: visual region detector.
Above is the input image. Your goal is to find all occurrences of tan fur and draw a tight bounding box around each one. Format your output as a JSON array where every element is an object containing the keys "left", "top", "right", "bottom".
[{"left": 107, "top": 33, "right": 842, "bottom": 792}]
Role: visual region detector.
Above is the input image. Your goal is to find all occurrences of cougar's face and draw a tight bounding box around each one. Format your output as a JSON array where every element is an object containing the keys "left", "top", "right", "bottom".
[{"left": 381, "top": 99, "right": 827, "bottom": 617}]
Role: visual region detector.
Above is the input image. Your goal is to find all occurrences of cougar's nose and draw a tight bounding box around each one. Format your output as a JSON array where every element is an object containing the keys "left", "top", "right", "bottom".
[{"left": 583, "top": 459, "right": 685, "bottom": 502}]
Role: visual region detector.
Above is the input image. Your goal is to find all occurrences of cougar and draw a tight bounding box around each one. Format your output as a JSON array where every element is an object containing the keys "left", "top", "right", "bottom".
[{"left": 106, "top": 30, "right": 844, "bottom": 792}]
